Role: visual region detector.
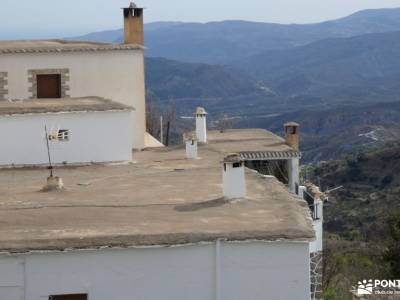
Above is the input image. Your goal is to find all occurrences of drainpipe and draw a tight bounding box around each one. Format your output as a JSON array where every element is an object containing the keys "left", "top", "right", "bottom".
[{"left": 215, "top": 239, "right": 221, "bottom": 300}]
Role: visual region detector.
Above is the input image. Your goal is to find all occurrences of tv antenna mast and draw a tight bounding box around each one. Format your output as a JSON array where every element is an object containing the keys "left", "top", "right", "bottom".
[
  {"left": 44, "top": 125, "right": 54, "bottom": 177},
  {"left": 42, "top": 125, "right": 65, "bottom": 192}
]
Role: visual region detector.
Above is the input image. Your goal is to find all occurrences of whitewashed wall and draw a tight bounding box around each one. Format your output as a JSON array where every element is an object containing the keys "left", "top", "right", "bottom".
[
  {"left": 310, "top": 200, "right": 324, "bottom": 253},
  {"left": 0, "top": 241, "right": 310, "bottom": 300},
  {"left": 0, "top": 50, "right": 146, "bottom": 148},
  {"left": 222, "top": 163, "right": 246, "bottom": 199},
  {"left": 0, "top": 111, "right": 132, "bottom": 166},
  {"left": 288, "top": 158, "right": 300, "bottom": 194}
]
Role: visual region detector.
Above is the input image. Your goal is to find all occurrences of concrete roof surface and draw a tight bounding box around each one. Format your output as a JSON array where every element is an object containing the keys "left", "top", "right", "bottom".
[
  {"left": 0, "top": 131, "right": 314, "bottom": 253},
  {"left": 0, "top": 97, "right": 134, "bottom": 115},
  {"left": 207, "top": 129, "right": 296, "bottom": 153},
  {"left": 0, "top": 39, "right": 143, "bottom": 54}
]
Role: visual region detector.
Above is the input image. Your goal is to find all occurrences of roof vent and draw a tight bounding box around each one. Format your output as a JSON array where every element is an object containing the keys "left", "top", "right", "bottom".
[
  {"left": 222, "top": 153, "right": 246, "bottom": 199},
  {"left": 184, "top": 133, "right": 198, "bottom": 160},
  {"left": 194, "top": 107, "right": 207, "bottom": 143}
]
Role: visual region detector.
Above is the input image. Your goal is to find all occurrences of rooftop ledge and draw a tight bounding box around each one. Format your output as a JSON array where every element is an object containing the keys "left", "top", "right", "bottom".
[
  {"left": 0, "top": 39, "right": 144, "bottom": 54},
  {"left": 0, "top": 96, "right": 134, "bottom": 116}
]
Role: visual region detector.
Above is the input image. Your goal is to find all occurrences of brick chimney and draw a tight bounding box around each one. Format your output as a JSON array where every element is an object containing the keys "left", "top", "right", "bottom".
[
  {"left": 284, "top": 122, "right": 300, "bottom": 151},
  {"left": 123, "top": 2, "right": 144, "bottom": 45},
  {"left": 195, "top": 107, "right": 207, "bottom": 143},
  {"left": 222, "top": 153, "right": 246, "bottom": 199}
]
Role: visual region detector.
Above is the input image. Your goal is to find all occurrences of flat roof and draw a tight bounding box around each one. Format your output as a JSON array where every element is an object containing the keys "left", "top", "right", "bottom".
[
  {"left": 206, "top": 129, "right": 301, "bottom": 159},
  {"left": 0, "top": 97, "right": 134, "bottom": 116},
  {"left": 0, "top": 39, "right": 143, "bottom": 54},
  {"left": 0, "top": 129, "right": 314, "bottom": 253},
  {"left": 207, "top": 129, "right": 294, "bottom": 152}
]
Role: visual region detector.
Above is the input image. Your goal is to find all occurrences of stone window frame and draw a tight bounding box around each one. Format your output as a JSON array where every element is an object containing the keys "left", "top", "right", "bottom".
[
  {"left": 28, "top": 68, "right": 70, "bottom": 99},
  {"left": 0, "top": 72, "right": 8, "bottom": 101}
]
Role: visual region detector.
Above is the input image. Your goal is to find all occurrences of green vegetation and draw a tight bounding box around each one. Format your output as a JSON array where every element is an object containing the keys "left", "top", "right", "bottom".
[
  {"left": 324, "top": 288, "right": 346, "bottom": 300},
  {"left": 308, "top": 142, "right": 400, "bottom": 297},
  {"left": 384, "top": 212, "right": 400, "bottom": 278}
]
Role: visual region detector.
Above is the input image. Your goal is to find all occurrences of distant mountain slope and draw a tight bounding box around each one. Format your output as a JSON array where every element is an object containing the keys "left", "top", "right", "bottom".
[
  {"left": 70, "top": 8, "right": 400, "bottom": 64},
  {"left": 237, "top": 30, "right": 400, "bottom": 99},
  {"left": 238, "top": 101, "right": 400, "bottom": 162},
  {"left": 311, "top": 141, "right": 400, "bottom": 239},
  {"left": 145, "top": 57, "right": 263, "bottom": 101}
]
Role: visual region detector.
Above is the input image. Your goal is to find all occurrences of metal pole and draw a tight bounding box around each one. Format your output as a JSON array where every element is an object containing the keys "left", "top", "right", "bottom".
[
  {"left": 44, "top": 125, "right": 53, "bottom": 177},
  {"left": 166, "top": 121, "right": 170, "bottom": 146},
  {"left": 160, "top": 116, "right": 164, "bottom": 144},
  {"left": 215, "top": 239, "right": 221, "bottom": 300}
]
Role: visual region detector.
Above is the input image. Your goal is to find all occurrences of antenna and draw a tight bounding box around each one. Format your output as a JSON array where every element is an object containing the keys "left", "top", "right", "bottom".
[
  {"left": 325, "top": 186, "right": 343, "bottom": 194},
  {"left": 44, "top": 125, "right": 53, "bottom": 177},
  {"left": 42, "top": 125, "right": 65, "bottom": 192},
  {"left": 160, "top": 115, "right": 164, "bottom": 144}
]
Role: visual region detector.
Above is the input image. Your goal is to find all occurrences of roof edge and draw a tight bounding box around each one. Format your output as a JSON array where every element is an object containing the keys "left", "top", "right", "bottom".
[
  {"left": 0, "top": 231, "right": 315, "bottom": 255},
  {"left": 0, "top": 40, "right": 144, "bottom": 54}
]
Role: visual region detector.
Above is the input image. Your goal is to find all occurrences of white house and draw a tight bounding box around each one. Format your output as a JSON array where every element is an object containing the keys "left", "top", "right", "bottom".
[
  {"left": 0, "top": 3, "right": 151, "bottom": 150},
  {"left": 0, "top": 3, "right": 324, "bottom": 300},
  {"left": 0, "top": 133, "right": 315, "bottom": 300},
  {"left": 0, "top": 97, "right": 133, "bottom": 166}
]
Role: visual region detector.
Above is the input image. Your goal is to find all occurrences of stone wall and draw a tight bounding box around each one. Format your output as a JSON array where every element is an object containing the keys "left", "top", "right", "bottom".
[
  {"left": 310, "top": 251, "right": 323, "bottom": 300},
  {"left": 28, "top": 68, "right": 70, "bottom": 99},
  {"left": 0, "top": 72, "right": 7, "bottom": 100}
]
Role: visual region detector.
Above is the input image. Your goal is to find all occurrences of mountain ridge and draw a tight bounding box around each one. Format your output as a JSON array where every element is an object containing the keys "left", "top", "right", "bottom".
[
  {"left": 69, "top": 7, "right": 400, "bottom": 64},
  {"left": 145, "top": 57, "right": 262, "bottom": 100},
  {"left": 236, "top": 30, "right": 400, "bottom": 98}
]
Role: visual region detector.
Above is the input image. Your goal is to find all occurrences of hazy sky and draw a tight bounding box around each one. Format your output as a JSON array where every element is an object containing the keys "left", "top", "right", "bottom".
[{"left": 1, "top": 0, "right": 400, "bottom": 39}]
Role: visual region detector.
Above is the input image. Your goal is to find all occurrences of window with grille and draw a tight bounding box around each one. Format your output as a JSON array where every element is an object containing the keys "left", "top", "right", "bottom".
[{"left": 57, "top": 129, "right": 70, "bottom": 141}]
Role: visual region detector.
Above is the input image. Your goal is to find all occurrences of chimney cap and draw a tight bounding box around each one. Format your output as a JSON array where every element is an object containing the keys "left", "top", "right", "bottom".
[
  {"left": 183, "top": 132, "right": 197, "bottom": 141},
  {"left": 284, "top": 122, "right": 300, "bottom": 127},
  {"left": 123, "top": 2, "right": 143, "bottom": 9},
  {"left": 223, "top": 153, "right": 242, "bottom": 163},
  {"left": 194, "top": 107, "right": 208, "bottom": 115}
]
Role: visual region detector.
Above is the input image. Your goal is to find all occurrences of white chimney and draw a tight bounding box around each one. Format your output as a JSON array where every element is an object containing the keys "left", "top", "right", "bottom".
[
  {"left": 195, "top": 107, "right": 207, "bottom": 143},
  {"left": 184, "top": 133, "right": 198, "bottom": 160},
  {"left": 222, "top": 153, "right": 246, "bottom": 199}
]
